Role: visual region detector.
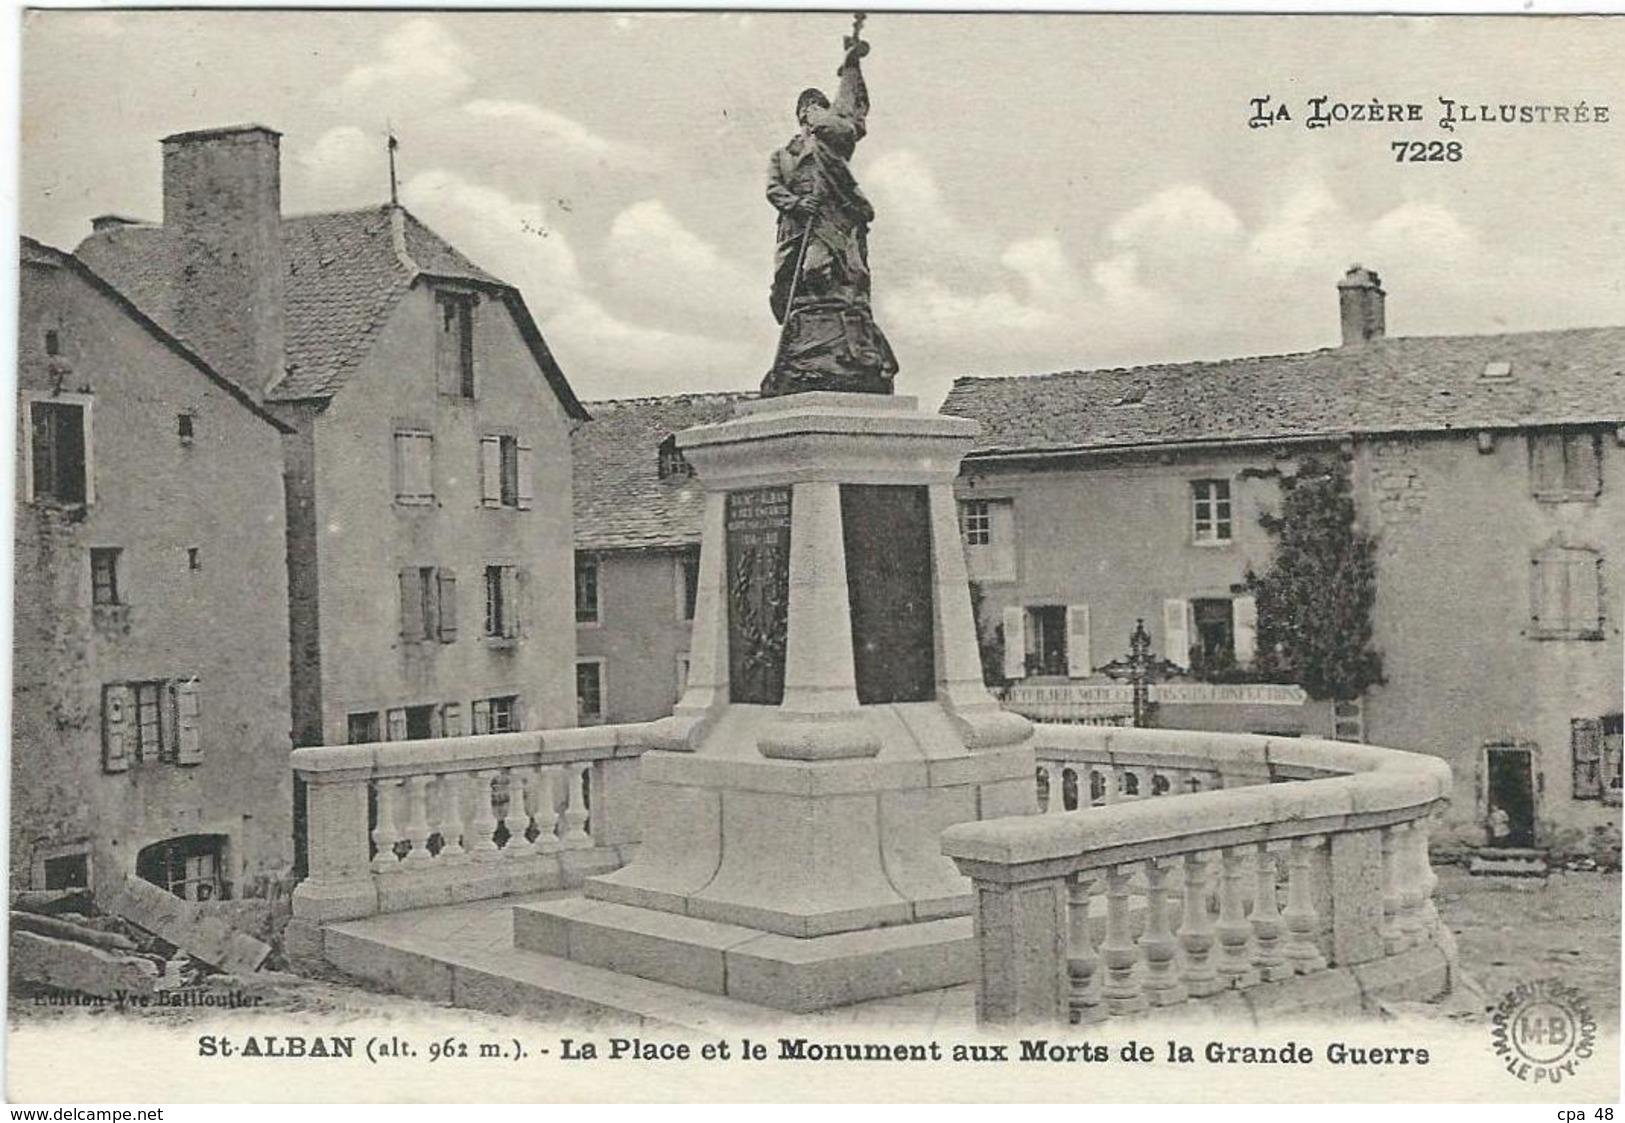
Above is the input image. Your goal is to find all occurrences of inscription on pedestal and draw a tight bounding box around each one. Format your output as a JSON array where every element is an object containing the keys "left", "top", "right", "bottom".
[
  {"left": 726, "top": 487, "right": 792, "bottom": 705},
  {"left": 840, "top": 485, "right": 935, "bottom": 704}
]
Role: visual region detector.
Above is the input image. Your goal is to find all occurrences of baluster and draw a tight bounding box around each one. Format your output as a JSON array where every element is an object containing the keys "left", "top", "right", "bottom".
[
  {"left": 1066, "top": 872, "right": 1103, "bottom": 1024},
  {"left": 401, "top": 775, "right": 434, "bottom": 867},
  {"left": 1061, "top": 767, "right": 1078, "bottom": 812},
  {"left": 1100, "top": 865, "right": 1147, "bottom": 1015},
  {"left": 1042, "top": 764, "right": 1062, "bottom": 814},
  {"left": 533, "top": 766, "right": 562, "bottom": 853},
  {"left": 467, "top": 770, "right": 501, "bottom": 859},
  {"left": 1381, "top": 824, "right": 1404, "bottom": 953},
  {"left": 1282, "top": 836, "right": 1328, "bottom": 973},
  {"left": 370, "top": 779, "right": 402, "bottom": 873},
  {"left": 1251, "top": 843, "right": 1291, "bottom": 981},
  {"left": 1177, "top": 851, "right": 1221, "bottom": 996},
  {"left": 1088, "top": 767, "right": 1107, "bottom": 807},
  {"left": 435, "top": 772, "right": 467, "bottom": 863},
  {"left": 1138, "top": 858, "right": 1185, "bottom": 1005},
  {"left": 501, "top": 767, "right": 534, "bottom": 857},
  {"left": 1396, "top": 820, "right": 1426, "bottom": 947},
  {"left": 1215, "top": 847, "right": 1260, "bottom": 988},
  {"left": 1415, "top": 816, "right": 1441, "bottom": 938},
  {"left": 560, "top": 762, "right": 591, "bottom": 847}
]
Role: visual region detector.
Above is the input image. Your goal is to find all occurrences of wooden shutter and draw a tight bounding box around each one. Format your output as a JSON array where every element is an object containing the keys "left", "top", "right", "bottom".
[
  {"left": 1531, "top": 434, "right": 1561, "bottom": 495},
  {"left": 1001, "top": 606, "right": 1026, "bottom": 680},
  {"left": 515, "top": 442, "right": 534, "bottom": 510},
  {"left": 399, "top": 568, "right": 423, "bottom": 641},
  {"left": 472, "top": 699, "right": 491, "bottom": 735},
  {"left": 102, "top": 684, "right": 132, "bottom": 773},
  {"left": 480, "top": 437, "right": 503, "bottom": 507},
  {"left": 437, "top": 569, "right": 459, "bottom": 642},
  {"left": 1572, "top": 434, "right": 1602, "bottom": 496},
  {"left": 501, "top": 567, "right": 521, "bottom": 637},
  {"left": 1569, "top": 554, "right": 1602, "bottom": 634},
  {"left": 1233, "top": 595, "right": 1258, "bottom": 666},
  {"left": 174, "top": 679, "right": 202, "bottom": 765},
  {"left": 442, "top": 702, "right": 463, "bottom": 737},
  {"left": 1065, "top": 604, "right": 1091, "bottom": 678},
  {"left": 1163, "top": 598, "right": 1191, "bottom": 669},
  {"left": 386, "top": 708, "right": 408, "bottom": 741},
  {"left": 1573, "top": 718, "right": 1603, "bottom": 799}
]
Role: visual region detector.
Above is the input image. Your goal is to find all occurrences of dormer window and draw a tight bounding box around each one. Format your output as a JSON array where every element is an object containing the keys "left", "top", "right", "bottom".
[{"left": 658, "top": 434, "right": 694, "bottom": 480}]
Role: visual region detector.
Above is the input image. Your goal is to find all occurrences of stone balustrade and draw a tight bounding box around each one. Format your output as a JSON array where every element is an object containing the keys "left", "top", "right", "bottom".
[
  {"left": 944, "top": 725, "right": 1453, "bottom": 1025},
  {"left": 292, "top": 726, "right": 648, "bottom": 923}
]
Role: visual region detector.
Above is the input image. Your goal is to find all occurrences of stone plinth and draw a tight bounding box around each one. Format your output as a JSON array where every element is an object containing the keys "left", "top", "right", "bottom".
[{"left": 522, "top": 392, "right": 1036, "bottom": 1010}]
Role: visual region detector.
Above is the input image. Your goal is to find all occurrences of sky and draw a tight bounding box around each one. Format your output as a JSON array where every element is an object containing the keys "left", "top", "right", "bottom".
[{"left": 18, "top": 10, "right": 1625, "bottom": 408}]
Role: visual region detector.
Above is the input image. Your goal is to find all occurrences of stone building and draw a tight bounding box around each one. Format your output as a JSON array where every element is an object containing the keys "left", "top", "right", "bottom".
[
  {"left": 943, "top": 267, "right": 1624, "bottom": 849},
  {"left": 76, "top": 125, "right": 590, "bottom": 759},
  {"left": 571, "top": 393, "right": 747, "bottom": 724},
  {"left": 14, "top": 236, "right": 294, "bottom": 898}
]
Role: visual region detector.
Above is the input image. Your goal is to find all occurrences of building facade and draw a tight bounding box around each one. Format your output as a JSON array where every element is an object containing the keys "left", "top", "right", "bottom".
[
  {"left": 944, "top": 267, "right": 1624, "bottom": 849},
  {"left": 571, "top": 394, "right": 746, "bottom": 724},
  {"left": 76, "top": 125, "right": 589, "bottom": 754},
  {"left": 13, "top": 237, "right": 294, "bottom": 898}
]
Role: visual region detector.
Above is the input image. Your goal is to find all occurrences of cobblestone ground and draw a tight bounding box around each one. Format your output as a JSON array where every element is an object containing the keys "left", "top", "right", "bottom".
[{"left": 1434, "top": 867, "right": 1621, "bottom": 1023}]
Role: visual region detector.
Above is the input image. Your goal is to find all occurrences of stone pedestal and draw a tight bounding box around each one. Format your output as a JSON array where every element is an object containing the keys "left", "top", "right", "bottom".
[{"left": 518, "top": 393, "right": 1036, "bottom": 1011}]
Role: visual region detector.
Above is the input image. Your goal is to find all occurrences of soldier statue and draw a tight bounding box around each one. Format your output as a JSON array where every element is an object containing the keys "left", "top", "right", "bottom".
[{"left": 762, "top": 14, "right": 898, "bottom": 397}]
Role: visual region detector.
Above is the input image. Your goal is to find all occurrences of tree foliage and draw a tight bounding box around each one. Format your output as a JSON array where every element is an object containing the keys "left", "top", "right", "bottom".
[{"left": 1245, "top": 455, "right": 1384, "bottom": 701}]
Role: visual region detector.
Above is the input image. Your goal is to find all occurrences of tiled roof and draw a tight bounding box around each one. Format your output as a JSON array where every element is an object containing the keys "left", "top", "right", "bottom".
[
  {"left": 73, "top": 205, "right": 582, "bottom": 414},
  {"left": 572, "top": 393, "right": 754, "bottom": 551},
  {"left": 943, "top": 327, "right": 1625, "bottom": 456}
]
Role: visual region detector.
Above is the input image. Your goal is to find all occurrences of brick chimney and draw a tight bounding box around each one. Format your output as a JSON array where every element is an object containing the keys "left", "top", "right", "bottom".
[
  {"left": 161, "top": 124, "right": 286, "bottom": 397},
  {"left": 1338, "top": 264, "right": 1385, "bottom": 346}
]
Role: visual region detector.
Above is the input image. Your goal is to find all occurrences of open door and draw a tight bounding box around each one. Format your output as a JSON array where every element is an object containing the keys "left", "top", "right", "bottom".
[{"left": 1485, "top": 745, "right": 1537, "bottom": 848}]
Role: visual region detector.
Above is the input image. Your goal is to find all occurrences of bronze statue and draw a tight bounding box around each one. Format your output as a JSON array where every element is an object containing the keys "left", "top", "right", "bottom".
[{"left": 762, "top": 14, "right": 898, "bottom": 397}]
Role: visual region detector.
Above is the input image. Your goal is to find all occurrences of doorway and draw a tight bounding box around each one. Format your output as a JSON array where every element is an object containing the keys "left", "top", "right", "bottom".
[{"left": 1485, "top": 745, "right": 1537, "bottom": 848}]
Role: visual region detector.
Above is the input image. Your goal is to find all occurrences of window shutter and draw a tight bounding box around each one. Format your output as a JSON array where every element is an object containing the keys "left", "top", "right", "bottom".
[
  {"left": 1001, "top": 606, "right": 1027, "bottom": 680},
  {"left": 386, "top": 708, "right": 407, "bottom": 741},
  {"left": 516, "top": 443, "right": 534, "bottom": 510},
  {"left": 472, "top": 700, "right": 491, "bottom": 735},
  {"left": 399, "top": 567, "right": 423, "bottom": 641},
  {"left": 1163, "top": 598, "right": 1191, "bottom": 669},
  {"left": 442, "top": 702, "right": 463, "bottom": 737},
  {"left": 1573, "top": 718, "right": 1603, "bottom": 799},
  {"left": 437, "top": 568, "right": 459, "bottom": 642},
  {"left": 1531, "top": 435, "right": 1560, "bottom": 495},
  {"left": 1570, "top": 555, "right": 1602, "bottom": 634},
  {"left": 174, "top": 678, "right": 202, "bottom": 765},
  {"left": 1573, "top": 434, "right": 1602, "bottom": 496},
  {"left": 1065, "top": 604, "right": 1091, "bottom": 679},
  {"left": 501, "top": 567, "right": 521, "bottom": 637},
  {"left": 102, "top": 684, "right": 131, "bottom": 773},
  {"left": 990, "top": 501, "right": 1017, "bottom": 581},
  {"left": 1233, "top": 595, "right": 1258, "bottom": 666},
  {"left": 480, "top": 437, "right": 503, "bottom": 508}
]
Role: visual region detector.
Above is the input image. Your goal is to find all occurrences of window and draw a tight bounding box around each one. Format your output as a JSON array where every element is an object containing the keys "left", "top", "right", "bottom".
[
  {"left": 393, "top": 430, "right": 435, "bottom": 505},
  {"left": 485, "top": 565, "right": 520, "bottom": 640},
  {"left": 187, "top": 547, "right": 201, "bottom": 572},
  {"left": 1530, "top": 432, "right": 1602, "bottom": 500},
  {"left": 347, "top": 711, "right": 381, "bottom": 744},
  {"left": 576, "top": 661, "right": 605, "bottom": 725},
  {"left": 657, "top": 434, "right": 694, "bottom": 480},
  {"left": 480, "top": 435, "right": 533, "bottom": 509},
  {"left": 677, "top": 551, "right": 701, "bottom": 621},
  {"left": 959, "top": 498, "right": 1016, "bottom": 581},
  {"left": 473, "top": 695, "right": 519, "bottom": 735},
  {"left": 177, "top": 413, "right": 195, "bottom": 445},
  {"left": 91, "top": 548, "right": 121, "bottom": 606},
  {"left": 1024, "top": 605, "right": 1069, "bottom": 677},
  {"left": 1192, "top": 598, "right": 1236, "bottom": 671},
  {"left": 28, "top": 399, "right": 90, "bottom": 505},
  {"left": 137, "top": 835, "right": 225, "bottom": 902},
  {"left": 1531, "top": 545, "right": 1604, "bottom": 639},
  {"left": 44, "top": 329, "right": 60, "bottom": 357},
  {"left": 43, "top": 853, "right": 89, "bottom": 891},
  {"left": 575, "top": 555, "right": 600, "bottom": 624},
  {"left": 101, "top": 679, "right": 202, "bottom": 772},
  {"left": 399, "top": 566, "right": 457, "bottom": 643},
  {"left": 435, "top": 292, "right": 476, "bottom": 398},
  {"left": 1192, "top": 480, "right": 1233, "bottom": 543},
  {"left": 961, "top": 500, "right": 992, "bottom": 546},
  {"left": 386, "top": 704, "right": 440, "bottom": 741}
]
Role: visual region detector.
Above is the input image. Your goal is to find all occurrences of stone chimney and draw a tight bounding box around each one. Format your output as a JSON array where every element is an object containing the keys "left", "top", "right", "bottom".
[
  {"left": 161, "top": 124, "right": 286, "bottom": 397},
  {"left": 1338, "top": 264, "right": 1385, "bottom": 346}
]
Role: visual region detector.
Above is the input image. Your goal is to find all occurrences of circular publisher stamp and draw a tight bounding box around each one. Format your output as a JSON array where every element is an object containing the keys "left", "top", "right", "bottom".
[{"left": 1490, "top": 978, "right": 1596, "bottom": 1084}]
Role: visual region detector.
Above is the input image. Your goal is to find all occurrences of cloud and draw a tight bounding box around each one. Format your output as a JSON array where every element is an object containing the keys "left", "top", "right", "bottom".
[
  {"left": 461, "top": 99, "right": 634, "bottom": 161},
  {"left": 292, "top": 126, "right": 380, "bottom": 211},
  {"left": 331, "top": 18, "right": 472, "bottom": 116},
  {"left": 605, "top": 199, "right": 758, "bottom": 325}
]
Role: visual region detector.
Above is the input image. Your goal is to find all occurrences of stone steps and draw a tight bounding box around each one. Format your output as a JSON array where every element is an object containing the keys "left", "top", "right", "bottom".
[{"left": 1467, "top": 849, "right": 1549, "bottom": 878}]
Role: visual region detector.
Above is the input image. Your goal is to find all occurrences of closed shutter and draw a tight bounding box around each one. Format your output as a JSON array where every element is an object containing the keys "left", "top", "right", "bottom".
[
  {"left": 1531, "top": 435, "right": 1561, "bottom": 494},
  {"left": 480, "top": 437, "right": 503, "bottom": 508},
  {"left": 989, "top": 502, "right": 1017, "bottom": 581},
  {"left": 1001, "top": 606, "right": 1027, "bottom": 680},
  {"left": 174, "top": 679, "right": 202, "bottom": 765},
  {"left": 1569, "top": 555, "right": 1602, "bottom": 634},
  {"left": 1065, "top": 604, "right": 1091, "bottom": 678},
  {"left": 102, "top": 684, "right": 132, "bottom": 773},
  {"left": 437, "top": 569, "right": 459, "bottom": 642},
  {"left": 399, "top": 568, "right": 423, "bottom": 641},
  {"left": 1573, "top": 718, "right": 1603, "bottom": 799},
  {"left": 502, "top": 567, "right": 521, "bottom": 637},
  {"left": 1233, "top": 595, "right": 1258, "bottom": 666},
  {"left": 516, "top": 443, "right": 534, "bottom": 510},
  {"left": 442, "top": 702, "right": 463, "bottom": 737},
  {"left": 1573, "top": 434, "right": 1602, "bottom": 496},
  {"left": 1163, "top": 598, "right": 1191, "bottom": 669},
  {"left": 386, "top": 708, "right": 407, "bottom": 742},
  {"left": 472, "top": 699, "right": 491, "bottom": 735}
]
